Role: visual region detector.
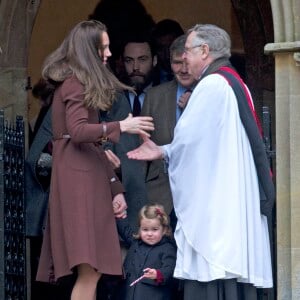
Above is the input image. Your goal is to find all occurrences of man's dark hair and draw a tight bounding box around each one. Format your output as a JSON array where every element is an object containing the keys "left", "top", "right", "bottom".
[{"left": 122, "top": 31, "right": 156, "bottom": 58}]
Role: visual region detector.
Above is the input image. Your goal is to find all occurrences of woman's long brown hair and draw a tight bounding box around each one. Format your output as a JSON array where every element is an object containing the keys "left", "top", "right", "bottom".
[{"left": 42, "top": 20, "right": 134, "bottom": 110}]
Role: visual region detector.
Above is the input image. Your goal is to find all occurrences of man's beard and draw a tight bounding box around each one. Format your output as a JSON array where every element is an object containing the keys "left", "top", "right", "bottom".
[{"left": 128, "top": 70, "right": 153, "bottom": 92}]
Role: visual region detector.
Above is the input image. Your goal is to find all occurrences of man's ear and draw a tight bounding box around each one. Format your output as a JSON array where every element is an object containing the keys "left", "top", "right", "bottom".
[
  {"left": 201, "top": 44, "right": 210, "bottom": 59},
  {"left": 153, "top": 55, "right": 158, "bottom": 67}
]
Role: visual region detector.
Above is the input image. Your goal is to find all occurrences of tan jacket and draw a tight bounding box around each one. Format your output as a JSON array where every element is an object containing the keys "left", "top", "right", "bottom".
[{"left": 141, "top": 80, "right": 178, "bottom": 214}]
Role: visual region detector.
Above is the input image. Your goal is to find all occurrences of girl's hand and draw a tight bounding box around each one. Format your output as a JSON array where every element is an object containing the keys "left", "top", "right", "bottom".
[
  {"left": 143, "top": 268, "right": 157, "bottom": 280},
  {"left": 119, "top": 113, "right": 154, "bottom": 137},
  {"left": 112, "top": 193, "right": 127, "bottom": 219}
]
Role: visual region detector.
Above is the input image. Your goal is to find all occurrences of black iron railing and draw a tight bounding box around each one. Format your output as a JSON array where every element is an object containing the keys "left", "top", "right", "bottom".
[{"left": 0, "top": 110, "right": 26, "bottom": 300}]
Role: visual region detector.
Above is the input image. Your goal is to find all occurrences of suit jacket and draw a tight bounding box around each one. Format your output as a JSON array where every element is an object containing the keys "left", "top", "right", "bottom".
[
  {"left": 25, "top": 107, "right": 52, "bottom": 236},
  {"left": 102, "top": 93, "right": 148, "bottom": 231},
  {"left": 123, "top": 80, "right": 159, "bottom": 115},
  {"left": 141, "top": 80, "right": 178, "bottom": 214}
]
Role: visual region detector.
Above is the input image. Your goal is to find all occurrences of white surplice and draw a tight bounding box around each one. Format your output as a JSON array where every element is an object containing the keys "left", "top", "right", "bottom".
[{"left": 162, "top": 74, "right": 273, "bottom": 288}]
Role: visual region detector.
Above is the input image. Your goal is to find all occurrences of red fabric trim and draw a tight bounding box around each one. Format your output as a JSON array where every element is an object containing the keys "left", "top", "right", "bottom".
[
  {"left": 155, "top": 269, "right": 164, "bottom": 284},
  {"left": 218, "top": 66, "right": 263, "bottom": 136},
  {"left": 217, "top": 67, "right": 273, "bottom": 176}
]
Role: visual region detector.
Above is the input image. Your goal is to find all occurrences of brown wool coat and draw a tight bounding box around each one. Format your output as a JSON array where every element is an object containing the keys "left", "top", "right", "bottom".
[{"left": 36, "top": 76, "right": 125, "bottom": 282}]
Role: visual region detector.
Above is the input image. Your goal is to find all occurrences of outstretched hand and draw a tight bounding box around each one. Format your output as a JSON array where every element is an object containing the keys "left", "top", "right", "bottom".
[
  {"left": 119, "top": 113, "right": 154, "bottom": 137},
  {"left": 127, "top": 136, "right": 164, "bottom": 161}
]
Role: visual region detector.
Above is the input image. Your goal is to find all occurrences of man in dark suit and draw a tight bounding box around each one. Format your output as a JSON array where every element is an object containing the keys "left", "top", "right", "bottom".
[
  {"left": 141, "top": 35, "right": 196, "bottom": 217},
  {"left": 101, "top": 33, "right": 161, "bottom": 228},
  {"left": 101, "top": 92, "right": 147, "bottom": 231}
]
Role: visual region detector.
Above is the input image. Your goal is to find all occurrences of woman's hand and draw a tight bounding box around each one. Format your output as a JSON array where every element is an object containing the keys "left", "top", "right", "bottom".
[
  {"left": 112, "top": 193, "right": 127, "bottom": 219},
  {"left": 105, "top": 149, "right": 121, "bottom": 169},
  {"left": 127, "top": 136, "right": 164, "bottom": 161},
  {"left": 119, "top": 113, "right": 154, "bottom": 137}
]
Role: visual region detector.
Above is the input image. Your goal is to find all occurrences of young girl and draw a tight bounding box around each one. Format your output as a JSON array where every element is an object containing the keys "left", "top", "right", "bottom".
[{"left": 116, "top": 204, "right": 177, "bottom": 300}]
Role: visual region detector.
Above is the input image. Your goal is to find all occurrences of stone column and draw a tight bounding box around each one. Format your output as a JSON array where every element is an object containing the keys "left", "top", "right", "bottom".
[
  {"left": 0, "top": 0, "right": 40, "bottom": 126},
  {"left": 265, "top": 41, "right": 300, "bottom": 300}
]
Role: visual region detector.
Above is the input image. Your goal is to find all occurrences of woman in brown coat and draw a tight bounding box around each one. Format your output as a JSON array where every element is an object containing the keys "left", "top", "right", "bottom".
[{"left": 36, "top": 20, "right": 154, "bottom": 300}]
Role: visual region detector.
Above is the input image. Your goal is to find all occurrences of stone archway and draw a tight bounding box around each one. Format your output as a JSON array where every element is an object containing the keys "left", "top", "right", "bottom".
[{"left": 1, "top": 1, "right": 300, "bottom": 299}]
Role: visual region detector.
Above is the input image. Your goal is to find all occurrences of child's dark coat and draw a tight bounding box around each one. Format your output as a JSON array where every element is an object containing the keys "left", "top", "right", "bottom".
[{"left": 117, "top": 218, "right": 177, "bottom": 300}]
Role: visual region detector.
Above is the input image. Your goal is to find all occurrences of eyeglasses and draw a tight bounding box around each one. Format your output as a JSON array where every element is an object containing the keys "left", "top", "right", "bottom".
[{"left": 183, "top": 44, "right": 203, "bottom": 54}]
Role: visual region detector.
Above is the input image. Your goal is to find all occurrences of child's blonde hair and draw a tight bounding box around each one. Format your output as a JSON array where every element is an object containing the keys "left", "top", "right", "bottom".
[{"left": 134, "top": 204, "right": 172, "bottom": 238}]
